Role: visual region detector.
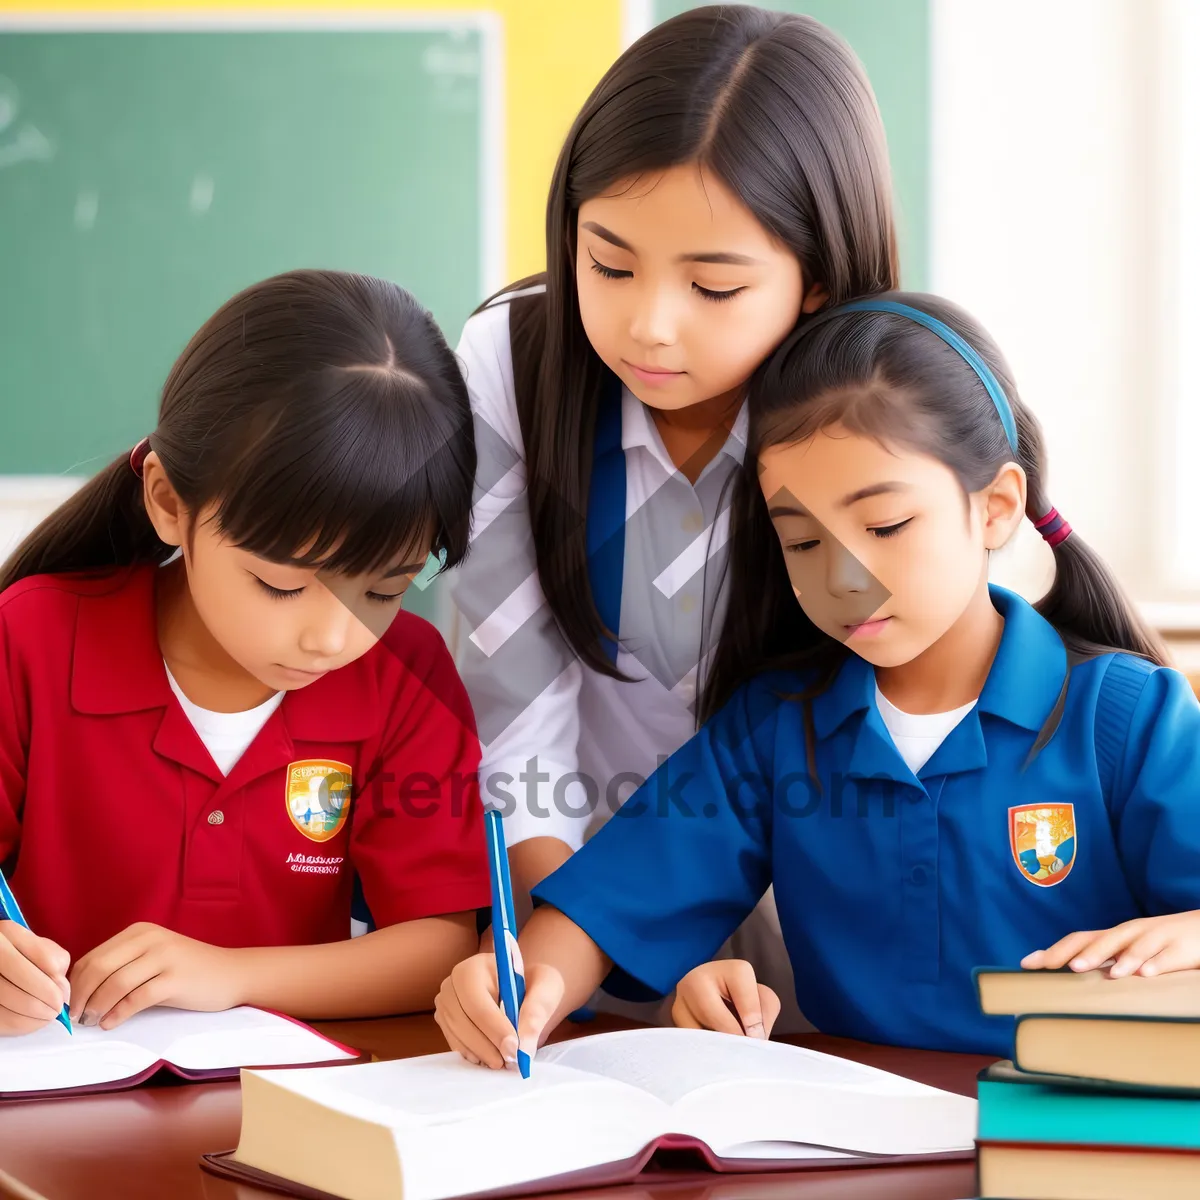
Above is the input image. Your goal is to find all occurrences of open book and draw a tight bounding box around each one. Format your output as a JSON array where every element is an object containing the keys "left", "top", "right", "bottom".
[
  {"left": 207, "top": 1027, "right": 977, "bottom": 1200},
  {"left": 0, "top": 1006, "right": 361, "bottom": 1100}
]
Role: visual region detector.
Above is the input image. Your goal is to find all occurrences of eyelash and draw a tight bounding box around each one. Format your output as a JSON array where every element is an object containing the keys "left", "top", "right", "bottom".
[
  {"left": 255, "top": 580, "right": 402, "bottom": 605},
  {"left": 871, "top": 518, "right": 913, "bottom": 539},
  {"left": 587, "top": 254, "right": 745, "bottom": 303},
  {"left": 785, "top": 518, "right": 913, "bottom": 554}
]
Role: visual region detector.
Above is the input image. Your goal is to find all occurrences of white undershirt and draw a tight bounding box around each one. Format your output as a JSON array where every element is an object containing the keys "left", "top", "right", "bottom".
[
  {"left": 874, "top": 683, "right": 978, "bottom": 775},
  {"left": 165, "top": 664, "right": 284, "bottom": 776}
]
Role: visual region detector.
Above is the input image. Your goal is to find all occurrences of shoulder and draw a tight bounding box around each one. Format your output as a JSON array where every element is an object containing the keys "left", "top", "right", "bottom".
[
  {"left": 709, "top": 668, "right": 814, "bottom": 738},
  {"left": 372, "top": 609, "right": 476, "bottom": 727},
  {"left": 0, "top": 569, "right": 121, "bottom": 639},
  {"left": 455, "top": 284, "right": 545, "bottom": 372}
]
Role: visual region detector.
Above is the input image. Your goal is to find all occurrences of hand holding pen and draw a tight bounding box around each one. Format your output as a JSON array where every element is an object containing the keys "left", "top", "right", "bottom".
[{"left": 0, "top": 869, "right": 72, "bottom": 1036}]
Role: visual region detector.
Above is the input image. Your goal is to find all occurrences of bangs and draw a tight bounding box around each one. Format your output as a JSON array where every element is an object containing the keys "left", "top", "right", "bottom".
[{"left": 210, "top": 366, "right": 473, "bottom": 578}]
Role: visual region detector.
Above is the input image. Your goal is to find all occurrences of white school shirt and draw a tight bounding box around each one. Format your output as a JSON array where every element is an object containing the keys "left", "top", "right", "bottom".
[{"left": 449, "top": 289, "right": 746, "bottom": 851}]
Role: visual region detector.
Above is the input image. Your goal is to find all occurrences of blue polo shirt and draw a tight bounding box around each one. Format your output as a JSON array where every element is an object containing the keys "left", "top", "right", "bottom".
[{"left": 534, "top": 587, "right": 1200, "bottom": 1055}]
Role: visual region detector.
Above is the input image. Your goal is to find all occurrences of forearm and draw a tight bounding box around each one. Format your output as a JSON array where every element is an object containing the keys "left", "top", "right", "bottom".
[
  {"left": 510, "top": 836, "right": 574, "bottom": 895},
  {"left": 520, "top": 905, "right": 612, "bottom": 1032},
  {"left": 230, "top": 911, "right": 480, "bottom": 1020}
]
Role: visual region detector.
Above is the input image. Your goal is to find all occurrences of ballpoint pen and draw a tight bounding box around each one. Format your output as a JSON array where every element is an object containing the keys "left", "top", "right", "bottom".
[{"left": 485, "top": 807, "right": 529, "bottom": 1078}]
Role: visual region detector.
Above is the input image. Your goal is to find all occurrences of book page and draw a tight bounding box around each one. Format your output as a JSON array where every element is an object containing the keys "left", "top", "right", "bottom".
[
  {"left": 0, "top": 1006, "right": 353, "bottom": 1093},
  {"left": 125, "top": 1006, "right": 356, "bottom": 1071},
  {"left": 269, "top": 1052, "right": 651, "bottom": 1123},
  {"left": 538, "top": 1027, "right": 892, "bottom": 1105},
  {"left": 0, "top": 1021, "right": 151, "bottom": 1093}
]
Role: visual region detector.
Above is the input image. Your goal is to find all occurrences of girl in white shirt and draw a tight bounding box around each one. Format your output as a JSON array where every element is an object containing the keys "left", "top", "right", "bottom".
[{"left": 451, "top": 4, "right": 899, "bottom": 1025}]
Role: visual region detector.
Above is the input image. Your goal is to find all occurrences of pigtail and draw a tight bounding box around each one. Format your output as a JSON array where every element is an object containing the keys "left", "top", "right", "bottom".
[
  {"left": 0, "top": 442, "right": 166, "bottom": 594},
  {"left": 1016, "top": 406, "right": 1168, "bottom": 665}
]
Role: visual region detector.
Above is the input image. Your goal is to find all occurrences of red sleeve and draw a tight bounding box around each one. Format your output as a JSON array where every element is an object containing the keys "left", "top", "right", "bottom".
[
  {"left": 349, "top": 621, "right": 491, "bottom": 927},
  {"left": 0, "top": 597, "right": 29, "bottom": 872}
]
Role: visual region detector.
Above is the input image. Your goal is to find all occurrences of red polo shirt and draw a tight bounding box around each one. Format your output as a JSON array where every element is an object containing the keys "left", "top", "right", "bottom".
[{"left": 0, "top": 566, "right": 491, "bottom": 962}]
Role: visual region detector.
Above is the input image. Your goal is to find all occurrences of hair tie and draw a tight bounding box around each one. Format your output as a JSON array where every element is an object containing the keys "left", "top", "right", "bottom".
[
  {"left": 129, "top": 437, "right": 151, "bottom": 479},
  {"left": 1034, "top": 507, "right": 1072, "bottom": 549}
]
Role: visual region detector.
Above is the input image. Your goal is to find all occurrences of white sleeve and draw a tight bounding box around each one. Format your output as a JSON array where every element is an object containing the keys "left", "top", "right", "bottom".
[{"left": 449, "top": 303, "right": 590, "bottom": 850}]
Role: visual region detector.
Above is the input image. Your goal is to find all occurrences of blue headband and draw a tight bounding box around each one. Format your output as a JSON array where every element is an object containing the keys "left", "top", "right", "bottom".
[{"left": 835, "top": 298, "right": 1020, "bottom": 455}]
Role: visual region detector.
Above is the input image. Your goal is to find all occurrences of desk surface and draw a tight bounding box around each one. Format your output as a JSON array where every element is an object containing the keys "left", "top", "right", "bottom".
[{"left": 0, "top": 1014, "right": 995, "bottom": 1200}]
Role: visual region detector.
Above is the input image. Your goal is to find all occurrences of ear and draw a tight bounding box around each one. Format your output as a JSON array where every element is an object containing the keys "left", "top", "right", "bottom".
[
  {"left": 801, "top": 281, "right": 831, "bottom": 315},
  {"left": 140, "top": 452, "right": 189, "bottom": 550},
  {"left": 981, "top": 462, "right": 1027, "bottom": 551}
]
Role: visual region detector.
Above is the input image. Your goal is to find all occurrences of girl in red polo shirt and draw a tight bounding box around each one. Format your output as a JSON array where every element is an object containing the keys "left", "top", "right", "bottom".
[{"left": 0, "top": 269, "right": 491, "bottom": 1036}]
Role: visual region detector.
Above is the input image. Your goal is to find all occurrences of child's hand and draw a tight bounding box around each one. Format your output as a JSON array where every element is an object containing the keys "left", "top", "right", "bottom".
[
  {"left": 1021, "top": 912, "right": 1200, "bottom": 979},
  {"left": 68, "top": 922, "right": 243, "bottom": 1029},
  {"left": 0, "top": 919, "right": 70, "bottom": 1036},
  {"left": 671, "top": 959, "right": 780, "bottom": 1039},
  {"left": 434, "top": 951, "right": 564, "bottom": 1068}
]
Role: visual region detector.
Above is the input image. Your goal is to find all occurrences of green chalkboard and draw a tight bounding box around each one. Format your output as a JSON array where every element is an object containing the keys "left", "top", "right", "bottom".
[
  {"left": 0, "top": 19, "right": 499, "bottom": 625},
  {"left": 652, "top": 0, "right": 930, "bottom": 289}
]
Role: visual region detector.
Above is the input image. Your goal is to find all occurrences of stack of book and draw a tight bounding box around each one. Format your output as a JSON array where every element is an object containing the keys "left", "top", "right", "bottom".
[{"left": 973, "top": 966, "right": 1200, "bottom": 1199}]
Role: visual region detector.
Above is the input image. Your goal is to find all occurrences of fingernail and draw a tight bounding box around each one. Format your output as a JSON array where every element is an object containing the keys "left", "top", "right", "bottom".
[
  {"left": 1142, "top": 962, "right": 1157, "bottom": 976},
  {"left": 1070, "top": 958, "right": 1089, "bottom": 971},
  {"left": 79, "top": 1011, "right": 97, "bottom": 1027},
  {"left": 744, "top": 1021, "right": 766, "bottom": 1039},
  {"left": 1020, "top": 952, "right": 1040, "bottom": 966},
  {"left": 500, "top": 1036, "right": 517, "bottom": 1064}
]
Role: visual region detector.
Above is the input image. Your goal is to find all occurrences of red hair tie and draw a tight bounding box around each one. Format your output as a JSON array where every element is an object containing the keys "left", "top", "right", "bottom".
[
  {"left": 1034, "top": 507, "right": 1072, "bottom": 549},
  {"left": 129, "top": 437, "right": 151, "bottom": 478}
]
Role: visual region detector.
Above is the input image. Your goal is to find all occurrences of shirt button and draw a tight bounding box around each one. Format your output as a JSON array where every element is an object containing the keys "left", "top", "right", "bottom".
[
  {"left": 909, "top": 864, "right": 929, "bottom": 885},
  {"left": 207, "top": 810, "right": 225, "bottom": 826},
  {"left": 680, "top": 595, "right": 697, "bottom": 614},
  {"left": 682, "top": 511, "right": 705, "bottom": 535}
]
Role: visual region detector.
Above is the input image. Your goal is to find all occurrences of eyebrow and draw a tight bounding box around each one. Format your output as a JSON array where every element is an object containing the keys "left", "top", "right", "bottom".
[
  {"left": 581, "top": 221, "right": 764, "bottom": 267},
  {"left": 767, "top": 482, "right": 911, "bottom": 519}
]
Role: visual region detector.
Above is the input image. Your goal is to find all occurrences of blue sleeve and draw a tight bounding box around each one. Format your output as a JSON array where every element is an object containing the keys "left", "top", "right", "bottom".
[
  {"left": 1109, "top": 666, "right": 1200, "bottom": 914},
  {"left": 531, "top": 677, "right": 785, "bottom": 998}
]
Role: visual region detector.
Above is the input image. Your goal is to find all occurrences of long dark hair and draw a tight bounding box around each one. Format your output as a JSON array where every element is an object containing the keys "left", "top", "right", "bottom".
[
  {"left": 702, "top": 291, "right": 1167, "bottom": 719},
  {"left": 492, "top": 4, "right": 899, "bottom": 677},
  {"left": 0, "top": 270, "right": 474, "bottom": 592}
]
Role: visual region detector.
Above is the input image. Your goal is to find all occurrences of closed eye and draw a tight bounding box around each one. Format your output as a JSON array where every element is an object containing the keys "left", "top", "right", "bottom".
[
  {"left": 589, "top": 251, "right": 631, "bottom": 281},
  {"left": 785, "top": 539, "right": 821, "bottom": 554},
  {"left": 256, "top": 578, "right": 304, "bottom": 600},
  {"left": 870, "top": 518, "right": 913, "bottom": 539},
  {"left": 365, "top": 590, "right": 405, "bottom": 605},
  {"left": 693, "top": 283, "right": 746, "bottom": 303}
]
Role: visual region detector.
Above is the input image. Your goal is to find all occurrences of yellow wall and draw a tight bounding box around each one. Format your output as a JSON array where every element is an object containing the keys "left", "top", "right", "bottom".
[{"left": 0, "top": 0, "right": 625, "bottom": 281}]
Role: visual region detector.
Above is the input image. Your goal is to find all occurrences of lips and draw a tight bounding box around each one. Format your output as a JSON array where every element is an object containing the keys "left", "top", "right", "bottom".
[{"left": 843, "top": 616, "right": 892, "bottom": 638}]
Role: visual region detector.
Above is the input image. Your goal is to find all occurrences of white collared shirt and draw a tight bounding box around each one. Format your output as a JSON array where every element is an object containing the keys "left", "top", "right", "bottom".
[{"left": 449, "top": 290, "right": 746, "bottom": 849}]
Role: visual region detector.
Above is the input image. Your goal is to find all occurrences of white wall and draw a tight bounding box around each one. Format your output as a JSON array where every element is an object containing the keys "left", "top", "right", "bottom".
[{"left": 931, "top": 0, "right": 1170, "bottom": 608}]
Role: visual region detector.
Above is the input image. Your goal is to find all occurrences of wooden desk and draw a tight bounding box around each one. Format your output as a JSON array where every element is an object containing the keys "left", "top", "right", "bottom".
[{"left": 0, "top": 1014, "right": 994, "bottom": 1200}]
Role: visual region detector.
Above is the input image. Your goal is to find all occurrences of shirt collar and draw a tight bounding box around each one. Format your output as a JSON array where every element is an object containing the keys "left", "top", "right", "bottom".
[
  {"left": 71, "top": 563, "right": 378, "bottom": 743},
  {"left": 812, "top": 585, "right": 1069, "bottom": 743}
]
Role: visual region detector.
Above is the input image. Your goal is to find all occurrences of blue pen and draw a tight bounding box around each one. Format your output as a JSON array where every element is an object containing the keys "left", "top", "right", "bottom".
[
  {"left": 484, "top": 808, "right": 529, "bottom": 1078},
  {"left": 0, "top": 867, "right": 71, "bottom": 1035}
]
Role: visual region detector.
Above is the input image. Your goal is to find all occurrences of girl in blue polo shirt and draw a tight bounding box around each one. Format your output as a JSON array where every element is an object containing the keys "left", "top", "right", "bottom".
[{"left": 433, "top": 293, "right": 1200, "bottom": 1060}]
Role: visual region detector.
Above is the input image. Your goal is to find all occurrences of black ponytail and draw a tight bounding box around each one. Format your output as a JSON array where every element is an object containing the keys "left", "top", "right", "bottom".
[
  {"left": 1015, "top": 404, "right": 1165, "bottom": 663},
  {"left": 0, "top": 448, "right": 167, "bottom": 592}
]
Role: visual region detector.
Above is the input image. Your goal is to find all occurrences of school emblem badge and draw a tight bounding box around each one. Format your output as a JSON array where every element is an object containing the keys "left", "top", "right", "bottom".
[
  {"left": 286, "top": 759, "right": 353, "bottom": 843},
  {"left": 1009, "top": 804, "right": 1076, "bottom": 887}
]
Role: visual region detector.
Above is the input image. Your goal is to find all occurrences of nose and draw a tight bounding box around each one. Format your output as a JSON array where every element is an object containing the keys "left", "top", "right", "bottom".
[
  {"left": 628, "top": 282, "right": 679, "bottom": 348},
  {"left": 298, "top": 592, "right": 353, "bottom": 660},
  {"left": 825, "top": 540, "right": 874, "bottom": 598}
]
